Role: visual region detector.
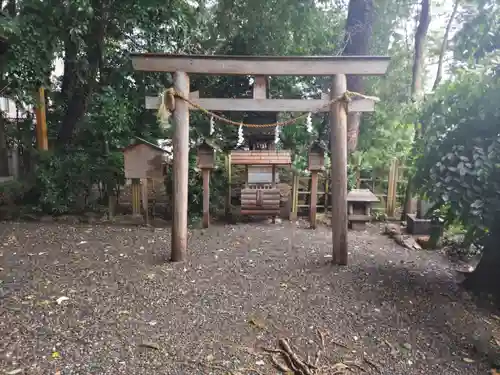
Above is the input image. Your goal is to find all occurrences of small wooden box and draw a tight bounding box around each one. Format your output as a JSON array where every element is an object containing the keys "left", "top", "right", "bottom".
[
  {"left": 308, "top": 143, "right": 324, "bottom": 171},
  {"left": 197, "top": 141, "right": 215, "bottom": 169}
]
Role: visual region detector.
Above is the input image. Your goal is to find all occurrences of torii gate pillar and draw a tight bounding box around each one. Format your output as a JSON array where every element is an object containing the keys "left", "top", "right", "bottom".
[
  {"left": 171, "top": 71, "right": 190, "bottom": 261},
  {"left": 330, "top": 74, "right": 348, "bottom": 265}
]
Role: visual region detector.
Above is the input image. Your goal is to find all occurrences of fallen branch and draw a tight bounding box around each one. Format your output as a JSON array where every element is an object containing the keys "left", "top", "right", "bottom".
[
  {"left": 279, "top": 339, "right": 313, "bottom": 375},
  {"left": 270, "top": 355, "right": 291, "bottom": 373},
  {"left": 314, "top": 329, "right": 325, "bottom": 367},
  {"left": 263, "top": 346, "right": 299, "bottom": 373},
  {"left": 344, "top": 361, "right": 367, "bottom": 372},
  {"left": 330, "top": 338, "right": 349, "bottom": 349},
  {"left": 363, "top": 356, "right": 381, "bottom": 373}
]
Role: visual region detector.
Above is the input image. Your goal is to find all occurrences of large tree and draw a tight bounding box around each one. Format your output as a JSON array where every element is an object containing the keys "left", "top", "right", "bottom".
[{"left": 342, "top": 0, "right": 375, "bottom": 153}]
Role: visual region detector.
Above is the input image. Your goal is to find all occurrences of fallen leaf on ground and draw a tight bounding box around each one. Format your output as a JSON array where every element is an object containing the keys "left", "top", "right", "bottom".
[
  {"left": 332, "top": 362, "right": 349, "bottom": 371},
  {"left": 5, "top": 369, "right": 23, "bottom": 375},
  {"left": 56, "top": 296, "right": 69, "bottom": 305},
  {"left": 248, "top": 317, "right": 266, "bottom": 329}
]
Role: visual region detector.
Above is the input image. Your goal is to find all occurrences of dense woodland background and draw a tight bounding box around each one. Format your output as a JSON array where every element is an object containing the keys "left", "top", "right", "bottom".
[{"left": 0, "top": 0, "right": 498, "bottom": 296}]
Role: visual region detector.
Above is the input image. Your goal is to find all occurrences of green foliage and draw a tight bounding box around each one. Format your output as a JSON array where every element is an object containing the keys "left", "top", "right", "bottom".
[
  {"left": 0, "top": 179, "right": 29, "bottom": 205},
  {"left": 30, "top": 150, "right": 124, "bottom": 214},
  {"left": 415, "top": 64, "right": 500, "bottom": 244},
  {"left": 453, "top": 0, "right": 500, "bottom": 63}
]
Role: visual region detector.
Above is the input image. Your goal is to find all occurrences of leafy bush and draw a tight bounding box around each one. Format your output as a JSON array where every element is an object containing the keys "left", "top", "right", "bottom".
[
  {"left": 28, "top": 150, "right": 124, "bottom": 214},
  {"left": 415, "top": 65, "right": 500, "bottom": 245},
  {"left": 164, "top": 150, "right": 229, "bottom": 222},
  {"left": 0, "top": 179, "right": 30, "bottom": 205}
]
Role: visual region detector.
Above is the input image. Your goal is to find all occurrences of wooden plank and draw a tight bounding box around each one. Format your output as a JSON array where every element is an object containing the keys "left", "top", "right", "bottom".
[
  {"left": 145, "top": 96, "right": 375, "bottom": 113},
  {"left": 171, "top": 71, "right": 190, "bottom": 262},
  {"left": 241, "top": 201, "right": 280, "bottom": 206},
  {"left": 330, "top": 74, "right": 348, "bottom": 265},
  {"left": 131, "top": 54, "right": 390, "bottom": 76},
  {"left": 242, "top": 205, "right": 280, "bottom": 209},
  {"left": 253, "top": 76, "right": 267, "bottom": 99},
  {"left": 241, "top": 209, "right": 280, "bottom": 215},
  {"left": 230, "top": 159, "right": 291, "bottom": 166}
]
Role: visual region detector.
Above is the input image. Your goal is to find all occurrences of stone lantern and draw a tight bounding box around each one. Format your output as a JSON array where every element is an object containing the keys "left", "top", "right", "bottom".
[{"left": 347, "top": 189, "right": 379, "bottom": 230}]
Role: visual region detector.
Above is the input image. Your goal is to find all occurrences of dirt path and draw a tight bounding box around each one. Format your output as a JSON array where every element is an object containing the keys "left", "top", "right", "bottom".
[{"left": 0, "top": 221, "right": 497, "bottom": 374}]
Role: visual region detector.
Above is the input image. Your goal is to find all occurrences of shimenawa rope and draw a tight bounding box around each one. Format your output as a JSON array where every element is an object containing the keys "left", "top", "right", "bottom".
[{"left": 157, "top": 87, "right": 379, "bottom": 128}]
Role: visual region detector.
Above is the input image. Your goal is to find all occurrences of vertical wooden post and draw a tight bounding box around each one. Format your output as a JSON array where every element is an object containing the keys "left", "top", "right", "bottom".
[
  {"left": 272, "top": 164, "right": 276, "bottom": 224},
  {"left": 131, "top": 178, "right": 141, "bottom": 215},
  {"left": 202, "top": 168, "right": 210, "bottom": 228},
  {"left": 245, "top": 165, "right": 249, "bottom": 187},
  {"left": 309, "top": 171, "right": 318, "bottom": 229},
  {"left": 290, "top": 173, "right": 298, "bottom": 221},
  {"left": 387, "top": 159, "right": 397, "bottom": 218},
  {"left": 225, "top": 153, "right": 232, "bottom": 218},
  {"left": 171, "top": 71, "right": 190, "bottom": 262},
  {"left": 324, "top": 172, "right": 329, "bottom": 213},
  {"left": 141, "top": 178, "right": 149, "bottom": 225},
  {"left": 35, "top": 87, "right": 48, "bottom": 151},
  {"left": 330, "top": 74, "right": 348, "bottom": 265}
]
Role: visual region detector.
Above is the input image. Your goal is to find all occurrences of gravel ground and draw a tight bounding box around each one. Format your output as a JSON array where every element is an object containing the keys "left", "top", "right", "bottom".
[{"left": 0, "top": 220, "right": 498, "bottom": 375}]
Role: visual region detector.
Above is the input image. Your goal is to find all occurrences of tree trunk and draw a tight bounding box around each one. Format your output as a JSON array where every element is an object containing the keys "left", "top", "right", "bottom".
[
  {"left": 342, "top": 0, "right": 374, "bottom": 153},
  {"left": 56, "top": 1, "right": 105, "bottom": 147},
  {"left": 410, "top": 0, "right": 431, "bottom": 102},
  {"left": 432, "top": 0, "right": 460, "bottom": 91},
  {"left": 402, "top": 0, "right": 431, "bottom": 220},
  {"left": 0, "top": 115, "right": 10, "bottom": 176}
]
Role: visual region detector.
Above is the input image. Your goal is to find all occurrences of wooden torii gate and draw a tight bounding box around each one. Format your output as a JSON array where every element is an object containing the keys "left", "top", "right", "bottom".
[{"left": 131, "top": 54, "right": 390, "bottom": 265}]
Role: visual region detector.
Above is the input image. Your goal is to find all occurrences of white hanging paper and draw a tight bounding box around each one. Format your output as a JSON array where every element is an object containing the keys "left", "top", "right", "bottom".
[
  {"left": 209, "top": 116, "right": 214, "bottom": 135},
  {"left": 237, "top": 124, "right": 244, "bottom": 147},
  {"left": 306, "top": 112, "right": 313, "bottom": 133}
]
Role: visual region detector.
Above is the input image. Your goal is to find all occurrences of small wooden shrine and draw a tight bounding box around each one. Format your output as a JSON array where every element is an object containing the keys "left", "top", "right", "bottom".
[
  {"left": 347, "top": 189, "right": 379, "bottom": 229},
  {"left": 308, "top": 142, "right": 326, "bottom": 229},
  {"left": 196, "top": 141, "right": 215, "bottom": 228},
  {"left": 122, "top": 137, "right": 170, "bottom": 223}
]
